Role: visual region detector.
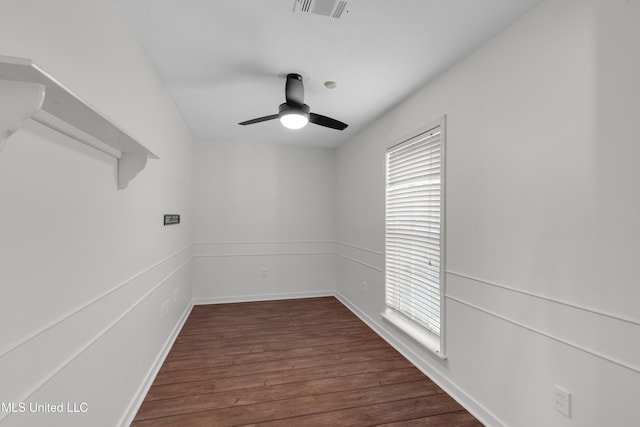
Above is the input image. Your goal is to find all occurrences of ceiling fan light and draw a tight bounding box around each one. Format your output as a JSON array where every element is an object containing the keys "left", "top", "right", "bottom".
[
  {"left": 280, "top": 112, "right": 309, "bottom": 129},
  {"left": 278, "top": 102, "right": 310, "bottom": 130}
]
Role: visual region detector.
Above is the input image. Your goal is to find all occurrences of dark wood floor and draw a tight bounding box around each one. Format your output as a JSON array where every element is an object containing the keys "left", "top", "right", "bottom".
[{"left": 132, "top": 297, "right": 482, "bottom": 426}]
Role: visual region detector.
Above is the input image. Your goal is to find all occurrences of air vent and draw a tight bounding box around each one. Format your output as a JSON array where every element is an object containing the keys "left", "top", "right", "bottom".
[{"left": 293, "top": 0, "right": 348, "bottom": 19}]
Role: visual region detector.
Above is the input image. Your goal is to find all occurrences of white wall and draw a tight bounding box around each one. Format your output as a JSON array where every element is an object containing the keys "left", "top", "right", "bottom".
[
  {"left": 335, "top": 0, "right": 640, "bottom": 426},
  {"left": 2, "top": 1, "right": 638, "bottom": 426},
  {"left": 192, "top": 139, "right": 335, "bottom": 302},
  {"left": 0, "top": 1, "right": 194, "bottom": 426}
]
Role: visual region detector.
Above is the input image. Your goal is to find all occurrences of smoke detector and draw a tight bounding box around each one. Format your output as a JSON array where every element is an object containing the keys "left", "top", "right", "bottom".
[{"left": 293, "top": 0, "right": 348, "bottom": 19}]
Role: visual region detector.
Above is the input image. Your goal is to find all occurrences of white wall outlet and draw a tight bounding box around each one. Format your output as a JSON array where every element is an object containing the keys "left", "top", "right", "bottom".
[
  {"left": 261, "top": 268, "right": 268, "bottom": 278},
  {"left": 555, "top": 385, "right": 571, "bottom": 417},
  {"left": 361, "top": 281, "right": 367, "bottom": 293},
  {"left": 173, "top": 288, "right": 179, "bottom": 303}
]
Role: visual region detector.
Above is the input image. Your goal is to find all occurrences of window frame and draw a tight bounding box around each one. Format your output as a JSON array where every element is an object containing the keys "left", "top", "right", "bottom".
[{"left": 381, "top": 116, "right": 447, "bottom": 359}]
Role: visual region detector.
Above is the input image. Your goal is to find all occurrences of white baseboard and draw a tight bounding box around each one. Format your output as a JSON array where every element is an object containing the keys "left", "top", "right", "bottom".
[
  {"left": 118, "top": 301, "right": 194, "bottom": 427},
  {"left": 193, "top": 290, "right": 334, "bottom": 305},
  {"left": 334, "top": 291, "right": 505, "bottom": 427}
]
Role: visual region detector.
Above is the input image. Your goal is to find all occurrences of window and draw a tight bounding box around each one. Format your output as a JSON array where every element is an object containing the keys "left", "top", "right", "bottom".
[{"left": 383, "top": 118, "right": 446, "bottom": 358}]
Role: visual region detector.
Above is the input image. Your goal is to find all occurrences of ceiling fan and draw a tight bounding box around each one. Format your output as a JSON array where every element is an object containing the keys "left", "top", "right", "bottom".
[{"left": 238, "top": 73, "right": 348, "bottom": 131}]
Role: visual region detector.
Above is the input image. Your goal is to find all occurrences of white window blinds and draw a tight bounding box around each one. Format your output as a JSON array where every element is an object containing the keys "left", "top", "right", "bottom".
[{"left": 385, "top": 124, "right": 443, "bottom": 338}]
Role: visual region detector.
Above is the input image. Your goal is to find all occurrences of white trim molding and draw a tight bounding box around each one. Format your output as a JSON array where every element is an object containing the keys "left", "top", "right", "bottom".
[
  {"left": 193, "top": 290, "right": 334, "bottom": 306},
  {"left": 0, "top": 245, "right": 192, "bottom": 359},
  {"left": 446, "top": 272, "right": 640, "bottom": 375},
  {"left": 335, "top": 241, "right": 384, "bottom": 272},
  {"left": 0, "top": 247, "right": 193, "bottom": 424},
  {"left": 118, "top": 301, "right": 193, "bottom": 427},
  {"left": 193, "top": 241, "right": 336, "bottom": 257}
]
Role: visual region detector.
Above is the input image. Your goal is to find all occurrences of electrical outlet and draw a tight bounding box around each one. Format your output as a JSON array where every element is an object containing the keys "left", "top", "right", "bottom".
[
  {"left": 555, "top": 385, "right": 571, "bottom": 417},
  {"left": 361, "top": 281, "right": 367, "bottom": 293},
  {"left": 173, "top": 288, "right": 179, "bottom": 303},
  {"left": 261, "top": 268, "right": 268, "bottom": 278}
]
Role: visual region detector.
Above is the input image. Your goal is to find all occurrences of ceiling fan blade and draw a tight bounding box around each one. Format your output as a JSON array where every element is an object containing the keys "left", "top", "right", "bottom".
[
  {"left": 309, "top": 113, "right": 348, "bottom": 130},
  {"left": 238, "top": 114, "right": 279, "bottom": 125},
  {"left": 285, "top": 74, "right": 304, "bottom": 107}
]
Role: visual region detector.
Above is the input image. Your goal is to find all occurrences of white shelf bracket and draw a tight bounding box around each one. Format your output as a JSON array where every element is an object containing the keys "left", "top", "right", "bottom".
[
  {"left": 0, "top": 80, "right": 45, "bottom": 151},
  {"left": 118, "top": 152, "right": 148, "bottom": 190}
]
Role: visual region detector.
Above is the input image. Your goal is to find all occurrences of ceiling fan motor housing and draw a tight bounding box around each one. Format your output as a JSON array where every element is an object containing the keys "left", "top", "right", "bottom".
[{"left": 279, "top": 102, "right": 310, "bottom": 118}]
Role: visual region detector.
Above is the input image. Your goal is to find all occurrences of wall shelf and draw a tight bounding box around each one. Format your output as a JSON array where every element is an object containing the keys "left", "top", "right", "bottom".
[{"left": 0, "top": 55, "right": 158, "bottom": 189}]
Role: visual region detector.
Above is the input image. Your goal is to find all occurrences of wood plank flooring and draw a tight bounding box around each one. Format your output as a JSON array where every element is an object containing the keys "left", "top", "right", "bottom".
[{"left": 132, "top": 297, "right": 482, "bottom": 426}]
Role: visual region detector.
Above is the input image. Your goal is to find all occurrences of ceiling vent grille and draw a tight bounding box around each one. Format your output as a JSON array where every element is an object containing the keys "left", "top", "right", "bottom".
[{"left": 293, "top": 0, "right": 348, "bottom": 19}]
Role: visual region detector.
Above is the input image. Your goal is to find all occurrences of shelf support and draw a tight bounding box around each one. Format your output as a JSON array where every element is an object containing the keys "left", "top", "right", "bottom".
[
  {"left": 0, "top": 80, "right": 45, "bottom": 151},
  {"left": 118, "top": 152, "right": 148, "bottom": 190}
]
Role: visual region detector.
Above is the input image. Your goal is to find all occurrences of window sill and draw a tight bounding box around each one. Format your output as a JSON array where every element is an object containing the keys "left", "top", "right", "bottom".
[{"left": 381, "top": 309, "right": 447, "bottom": 360}]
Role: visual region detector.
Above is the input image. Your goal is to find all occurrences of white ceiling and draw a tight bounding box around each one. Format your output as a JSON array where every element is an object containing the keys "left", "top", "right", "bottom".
[{"left": 118, "top": 0, "right": 542, "bottom": 148}]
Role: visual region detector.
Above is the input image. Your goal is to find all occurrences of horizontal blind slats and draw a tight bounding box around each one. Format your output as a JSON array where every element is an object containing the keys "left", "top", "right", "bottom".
[{"left": 385, "top": 125, "right": 443, "bottom": 337}]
